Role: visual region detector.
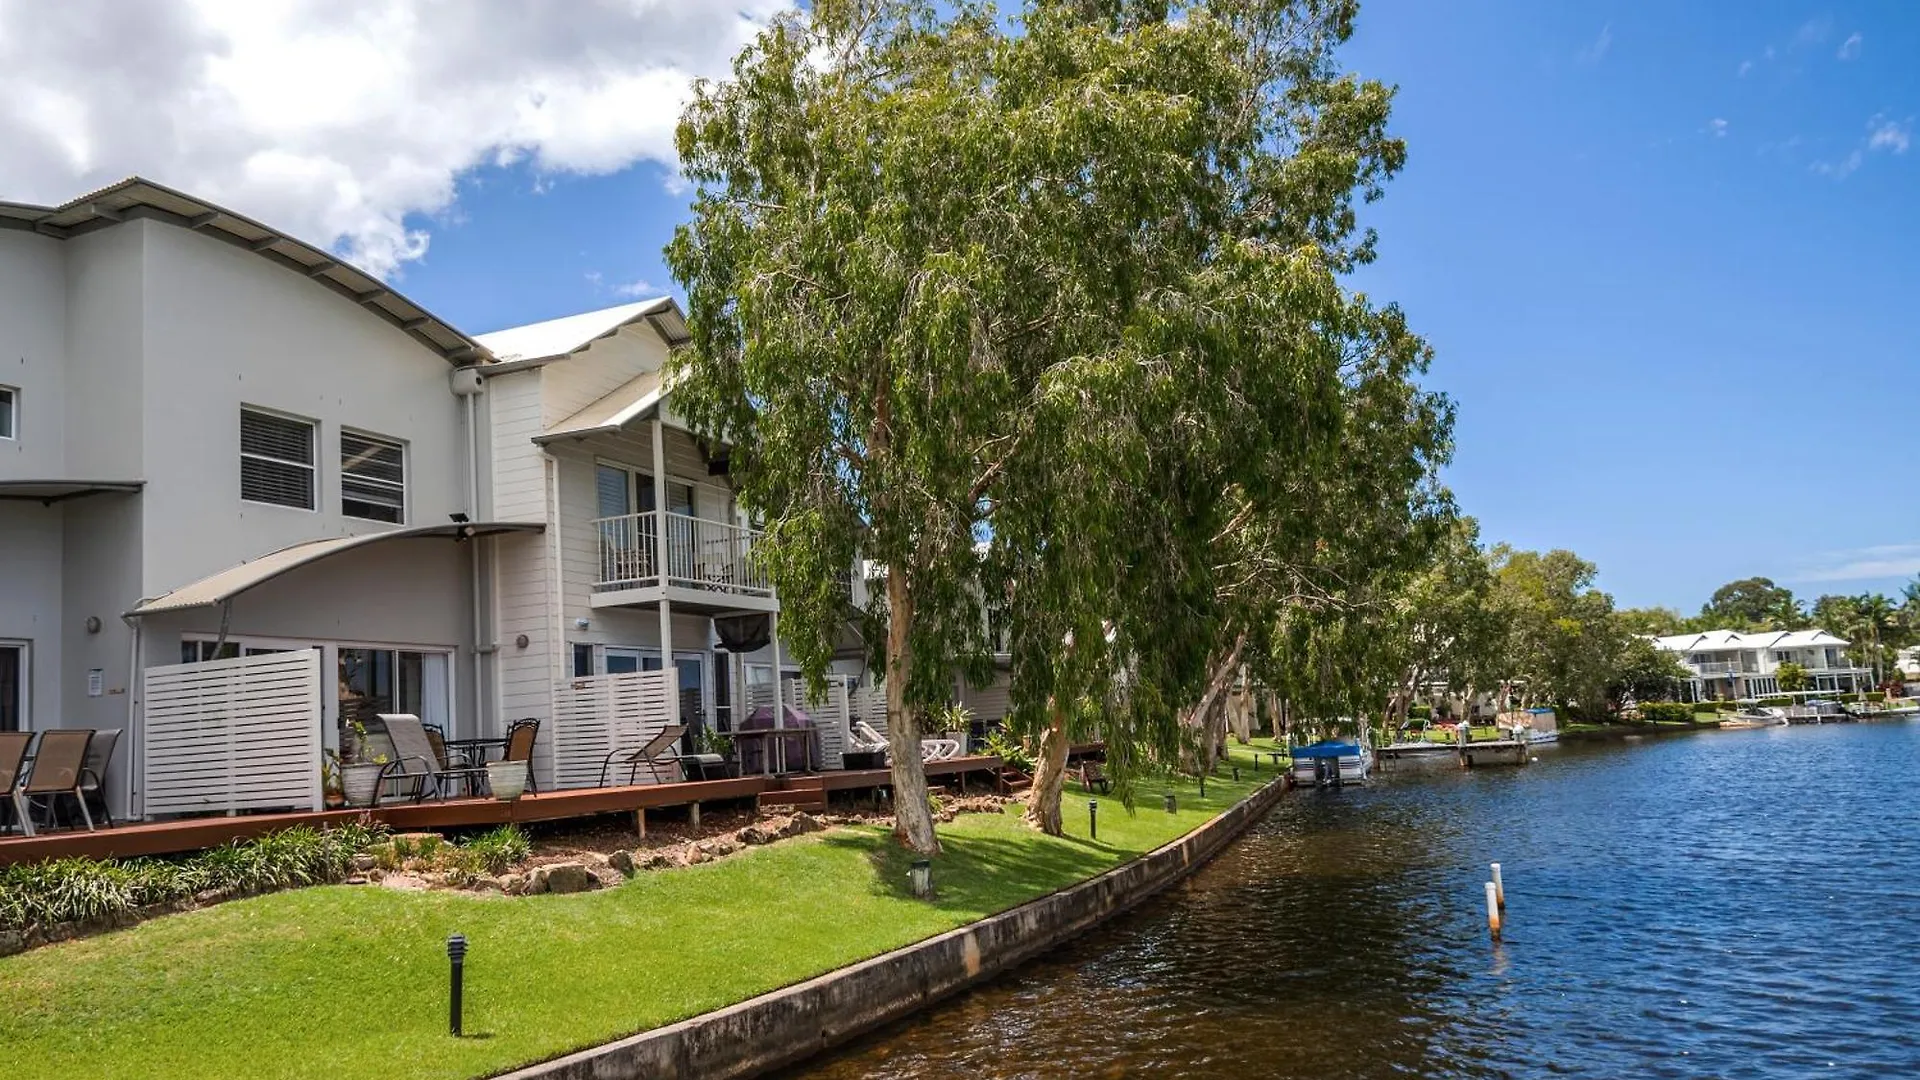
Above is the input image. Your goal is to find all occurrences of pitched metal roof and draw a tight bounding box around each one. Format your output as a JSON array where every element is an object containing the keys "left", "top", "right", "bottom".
[
  {"left": 473, "top": 298, "right": 690, "bottom": 363},
  {"left": 0, "top": 177, "right": 483, "bottom": 362},
  {"left": 128, "top": 522, "right": 543, "bottom": 616},
  {"left": 534, "top": 370, "right": 669, "bottom": 444}
]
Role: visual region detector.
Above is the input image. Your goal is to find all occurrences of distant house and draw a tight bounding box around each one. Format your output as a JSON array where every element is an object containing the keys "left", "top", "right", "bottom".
[{"left": 1653, "top": 629, "right": 1868, "bottom": 701}]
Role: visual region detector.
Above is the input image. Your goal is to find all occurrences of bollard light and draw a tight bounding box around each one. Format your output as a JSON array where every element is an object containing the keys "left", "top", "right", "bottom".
[
  {"left": 447, "top": 933, "right": 468, "bottom": 1036},
  {"left": 1232, "top": 765, "right": 1240, "bottom": 782},
  {"left": 1163, "top": 792, "right": 1177, "bottom": 814},
  {"left": 1088, "top": 799, "right": 1098, "bottom": 840},
  {"left": 1198, "top": 773, "right": 1206, "bottom": 798},
  {"left": 909, "top": 858, "right": 933, "bottom": 898}
]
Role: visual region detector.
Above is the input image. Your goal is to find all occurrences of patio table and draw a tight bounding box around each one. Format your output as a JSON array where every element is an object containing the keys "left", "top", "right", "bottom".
[{"left": 442, "top": 738, "right": 509, "bottom": 796}]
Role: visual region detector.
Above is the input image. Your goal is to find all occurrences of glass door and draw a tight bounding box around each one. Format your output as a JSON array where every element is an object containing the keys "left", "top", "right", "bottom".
[{"left": 0, "top": 643, "right": 24, "bottom": 732}]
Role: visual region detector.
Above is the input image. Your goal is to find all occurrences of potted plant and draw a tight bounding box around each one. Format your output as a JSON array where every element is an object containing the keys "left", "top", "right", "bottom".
[
  {"left": 320, "top": 750, "right": 346, "bottom": 808},
  {"left": 340, "top": 719, "right": 389, "bottom": 808}
]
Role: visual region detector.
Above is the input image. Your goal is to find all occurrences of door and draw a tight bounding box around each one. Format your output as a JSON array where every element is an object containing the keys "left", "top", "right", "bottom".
[{"left": 0, "top": 642, "right": 24, "bottom": 732}]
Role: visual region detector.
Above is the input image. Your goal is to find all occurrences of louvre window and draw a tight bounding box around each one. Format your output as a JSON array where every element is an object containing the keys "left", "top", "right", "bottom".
[
  {"left": 0, "top": 386, "right": 15, "bottom": 440},
  {"left": 240, "top": 408, "right": 316, "bottom": 509},
  {"left": 341, "top": 430, "right": 406, "bottom": 523}
]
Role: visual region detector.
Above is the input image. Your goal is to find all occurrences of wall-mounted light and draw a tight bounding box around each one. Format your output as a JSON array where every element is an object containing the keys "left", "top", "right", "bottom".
[
  {"left": 574, "top": 618, "right": 591, "bottom": 631},
  {"left": 84, "top": 616, "right": 102, "bottom": 634},
  {"left": 515, "top": 633, "right": 530, "bottom": 649}
]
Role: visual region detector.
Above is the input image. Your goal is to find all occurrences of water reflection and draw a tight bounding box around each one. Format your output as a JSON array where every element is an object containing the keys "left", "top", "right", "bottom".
[{"left": 783, "top": 724, "right": 1920, "bottom": 1079}]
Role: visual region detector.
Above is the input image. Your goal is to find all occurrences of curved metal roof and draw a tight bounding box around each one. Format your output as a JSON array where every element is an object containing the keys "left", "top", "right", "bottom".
[{"left": 0, "top": 177, "right": 483, "bottom": 362}]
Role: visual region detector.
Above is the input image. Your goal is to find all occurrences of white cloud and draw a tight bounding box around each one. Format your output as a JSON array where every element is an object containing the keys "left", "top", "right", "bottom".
[
  {"left": 1737, "top": 59, "right": 1753, "bottom": 77},
  {"left": 1576, "top": 23, "right": 1612, "bottom": 65},
  {"left": 0, "top": 0, "right": 790, "bottom": 278},
  {"left": 1813, "top": 149, "right": 1863, "bottom": 178},
  {"left": 1868, "top": 115, "right": 1912, "bottom": 154},
  {"left": 612, "top": 278, "right": 658, "bottom": 298},
  {"left": 1794, "top": 16, "right": 1832, "bottom": 47},
  {"left": 1790, "top": 544, "right": 1920, "bottom": 584},
  {"left": 1837, "top": 32, "right": 1863, "bottom": 60},
  {"left": 1709, "top": 118, "right": 1729, "bottom": 138}
]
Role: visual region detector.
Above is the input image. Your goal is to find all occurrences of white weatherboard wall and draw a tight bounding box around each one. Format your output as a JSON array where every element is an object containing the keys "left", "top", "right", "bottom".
[
  {"left": 550, "top": 670, "right": 675, "bottom": 789},
  {"left": 143, "top": 651, "right": 324, "bottom": 816}
]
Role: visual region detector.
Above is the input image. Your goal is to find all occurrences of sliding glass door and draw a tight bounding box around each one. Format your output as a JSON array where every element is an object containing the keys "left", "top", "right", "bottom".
[{"left": 0, "top": 642, "right": 24, "bottom": 733}]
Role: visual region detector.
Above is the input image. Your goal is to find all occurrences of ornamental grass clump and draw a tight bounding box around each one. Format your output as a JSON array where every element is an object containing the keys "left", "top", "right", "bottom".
[
  {"left": 455, "top": 825, "right": 531, "bottom": 877},
  {"left": 0, "top": 821, "right": 386, "bottom": 936}
]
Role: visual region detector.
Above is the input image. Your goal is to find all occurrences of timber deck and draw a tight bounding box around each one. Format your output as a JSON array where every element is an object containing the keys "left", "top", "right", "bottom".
[{"left": 0, "top": 755, "right": 1005, "bottom": 866}]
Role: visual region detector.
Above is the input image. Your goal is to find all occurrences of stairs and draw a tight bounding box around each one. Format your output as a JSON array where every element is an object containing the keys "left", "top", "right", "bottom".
[{"left": 759, "top": 774, "right": 828, "bottom": 813}]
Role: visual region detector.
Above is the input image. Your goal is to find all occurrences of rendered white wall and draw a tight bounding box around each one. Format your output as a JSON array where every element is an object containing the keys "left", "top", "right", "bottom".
[
  {"left": 0, "top": 502, "right": 64, "bottom": 733},
  {"left": 0, "top": 230, "right": 69, "bottom": 479}
]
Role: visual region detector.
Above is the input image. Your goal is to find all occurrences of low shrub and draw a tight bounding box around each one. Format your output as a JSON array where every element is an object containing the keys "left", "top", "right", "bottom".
[
  {"left": 1866, "top": 691, "right": 1887, "bottom": 703},
  {"left": 1837, "top": 692, "right": 1862, "bottom": 703},
  {"left": 455, "top": 825, "right": 532, "bottom": 877},
  {"left": 0, "top": 821, "right": 385, "bottom": 936},
  {"left": 1757, "top": 697, "right": 1792, "bottom": 708},
  {"left": 1638, "top": 702, "right": 1695, "bottom": 724},
  {"left": 1408, "top": 704, "right": 1432, "bottom": 721}
]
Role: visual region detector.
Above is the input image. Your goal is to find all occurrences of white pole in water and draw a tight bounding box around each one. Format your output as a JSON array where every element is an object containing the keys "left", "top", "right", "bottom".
[
  {"left": 1486, "top": 881, "right": 1502, "bottom": 941},
  {"left": 1491, "top": 862, "right": 1506, "bottom": 910}
]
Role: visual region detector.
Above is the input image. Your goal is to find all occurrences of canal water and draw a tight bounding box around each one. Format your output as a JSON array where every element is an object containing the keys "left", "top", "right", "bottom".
[{"left": 786, "top": 722, "right": 1920, "bottom": 1079}]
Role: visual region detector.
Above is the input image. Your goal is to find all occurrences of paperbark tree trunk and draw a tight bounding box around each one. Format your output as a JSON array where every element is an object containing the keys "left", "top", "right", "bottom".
[
  {"left": 1023, "top": 697, "right": 1071, "bottom": 835},
  {"left": 885, "top": 568, "right": 940, "bottom": 854},
  {"left": 1186, "top": 634, "right": 1246, "bottom": 775}
]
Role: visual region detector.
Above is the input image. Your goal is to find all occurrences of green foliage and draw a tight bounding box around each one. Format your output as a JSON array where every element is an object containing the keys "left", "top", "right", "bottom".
[
  {"left": 1407, "top": 704, "right": 1432, "bottom": 720},
  {"left": 455, "top": 826, "right": 533, "bottom": 878},
  {"left": 1490, "top": 547, "right": 1621, "bottom": 714},
  {"left": 1775, "top": 661, "right": 1810, "bottom": 692},
  {"left": 980, "top": 729, "right": 1035, "bottom": 773},
  {"left": 1637, "top": 702, "right": 1694, "bottom": 724},
  {"left": 0, "top": 823, "right": 384, "bottom": 935},
  {"left": 1615, "top": 606, "right": 1687, "bottom": 636},
  {"left": 1699, "top": 577, "right": 1804, "bottom": 631}
]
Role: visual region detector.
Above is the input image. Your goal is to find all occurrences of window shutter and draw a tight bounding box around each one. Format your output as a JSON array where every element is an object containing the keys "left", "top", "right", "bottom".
[
  {"left": 341, "top": 431, "right": 406, "bottom": 523},
  {"left": 240, "top": 409, "right": 316, "bottom": 509}
]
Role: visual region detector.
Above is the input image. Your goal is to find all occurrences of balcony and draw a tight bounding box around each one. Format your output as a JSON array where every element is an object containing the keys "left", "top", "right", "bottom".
[
  {"left": 591, "top": 510, "right": 777, "bottom": 613},
  {"left": 1690, "top": 661, "right": 1746, "bottom": 676}
]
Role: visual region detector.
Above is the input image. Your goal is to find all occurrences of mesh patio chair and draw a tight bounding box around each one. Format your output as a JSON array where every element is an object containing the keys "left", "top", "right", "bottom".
[
  {"left": 19, "top": 729, "right": 95, "bottom": 835},
  {"left": 920, "top": 738, "right": 962, "bottom": 763},
  {"left": 497, "top": 718, "right": 541, "bottom": 795},
  {"left": 599, "top": 724, "right": 687, "bottom": 787},
  {"left": 79, "top": 728, "right": 120, "bottom": 828},
  {"left": 421, "top": 725, "right": 479, "bottom": 797},
  {"left": 0, "top": 732, "right": 31, "bottom": 836},
  {"left": 372, "top": 714, "right": 487, "bottom": 805}
]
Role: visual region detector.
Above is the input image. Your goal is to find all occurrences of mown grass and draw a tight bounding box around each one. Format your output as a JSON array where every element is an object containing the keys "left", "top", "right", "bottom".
[{"left": 0, "top": 748, "right": 1267, "bottom": 1080}]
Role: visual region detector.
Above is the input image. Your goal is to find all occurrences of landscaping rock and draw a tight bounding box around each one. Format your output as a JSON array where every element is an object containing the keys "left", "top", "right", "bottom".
[
  {"left": 607, "top": 850, "right": 636, "bottom": 877},
  {"left": 683, "top": 845, "right": 712, "bottom": 865},
  {"left": 501, "top": 873, "right": 528, "bottom": 895},
  {"left": 788, "top": 812, "right": 826, "bottom": 835},
  {"left": 637, "top": 850, "right": 678, "bottom": 870},
  {"left": 349, "top": 854, "right": 377, "bottom": 872},
  {"left": 696, "top": 837, "right": 740, "bottom": 859},
  {"left": 735, "top": 820, "right": 781, "bottom": 845},
  {"left": 535, "top": 862, "right": 602, "bottom": 894}
]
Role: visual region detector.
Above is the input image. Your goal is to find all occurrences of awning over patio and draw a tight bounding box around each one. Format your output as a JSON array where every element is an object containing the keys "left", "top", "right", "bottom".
[
  {"left": 127, "top": 521, "right": 544, "bottom": 616},
  {"left": 0, "top": 479, "right": 144, "bottom": 503},
  {"left": 533, "top": 369, "right": 668, "bottom": 444}
]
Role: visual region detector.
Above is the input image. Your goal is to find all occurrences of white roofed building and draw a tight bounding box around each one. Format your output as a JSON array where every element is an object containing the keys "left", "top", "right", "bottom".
[{"left": 1652, "top": 628, "right": 1868, "bottom": 701}]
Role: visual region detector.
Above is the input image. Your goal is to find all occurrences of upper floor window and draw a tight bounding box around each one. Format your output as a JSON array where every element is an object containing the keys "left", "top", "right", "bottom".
[
  {"left": 595, "top": 463, "right": 694, "bottom": 519},
  {"left": 240, "top": 408, "right": 316, "bottom": 510},
  {"left": 341, "top": 430, "right": 406, "bottom": 523},
  {"left": 0, "top": 386, "right": 15, "bottom": 440}
]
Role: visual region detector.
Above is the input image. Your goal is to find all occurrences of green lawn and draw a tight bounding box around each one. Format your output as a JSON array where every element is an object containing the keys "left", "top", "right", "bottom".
[{"left": 0, "top": 750, "right": 1267, "bottom": 1080}]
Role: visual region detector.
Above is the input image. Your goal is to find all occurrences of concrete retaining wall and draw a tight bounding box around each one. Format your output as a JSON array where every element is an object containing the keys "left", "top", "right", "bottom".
[{"left": 500, "top": 778, "right": 1287, "bottom": 1080}]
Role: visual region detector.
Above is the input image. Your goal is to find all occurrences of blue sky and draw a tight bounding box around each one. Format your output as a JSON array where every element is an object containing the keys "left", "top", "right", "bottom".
[{"left": 384, "top": 1, "right": 1919, "bottom": 614}]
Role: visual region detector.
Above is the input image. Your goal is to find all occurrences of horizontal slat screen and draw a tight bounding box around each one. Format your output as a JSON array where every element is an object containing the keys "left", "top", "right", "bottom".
[
  {"left": 143, "top": 651, "right": 323, "bottom": 816},
  {"left": 341, "top": 430, "right": 405, "bottom": 523},
  {"left": 551, "top": 671, "right": 673, "bottom": 789}
]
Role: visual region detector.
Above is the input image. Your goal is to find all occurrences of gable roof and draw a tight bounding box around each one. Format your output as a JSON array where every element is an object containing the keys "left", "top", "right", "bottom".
[
  {"left": 535, "top": 370, "right": 670, "bottom": 444},
  {"left": 0, "top": 177, "right": 482, "bottom": 362},
  {"left": 473, "top": 298, "right": 689, "bottom": 364},
  {"left": 1652, "top": 628, "right": 1851, "bottom": 653}
]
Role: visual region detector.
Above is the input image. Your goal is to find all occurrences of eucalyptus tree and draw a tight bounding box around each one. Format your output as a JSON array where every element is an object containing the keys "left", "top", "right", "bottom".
[
  {"left": 967, "top": 0, "right": 1451, "bottom": 830},
  {"left": 668, "top": 1, "right": 1014, "bottom": 853}
]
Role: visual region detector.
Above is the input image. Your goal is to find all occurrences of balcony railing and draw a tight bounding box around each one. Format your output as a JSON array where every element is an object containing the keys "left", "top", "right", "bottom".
[
  {"left": 1691, "top": 661, "right": 1745, "bottom": 676},
  {"left": 593, "top": 510, "right": 772, "bottom": 598}
]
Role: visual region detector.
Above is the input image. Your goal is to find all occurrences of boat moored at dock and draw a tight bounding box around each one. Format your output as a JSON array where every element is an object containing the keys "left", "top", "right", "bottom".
[{"left": 1291, "top": 740, "right": 1373, "bottom": 786}]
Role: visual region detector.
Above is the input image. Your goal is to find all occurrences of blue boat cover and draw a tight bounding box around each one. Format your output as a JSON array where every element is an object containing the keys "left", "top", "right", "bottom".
[{"left": 1290, "top": 741, "right": 1360, "bottom": 759}]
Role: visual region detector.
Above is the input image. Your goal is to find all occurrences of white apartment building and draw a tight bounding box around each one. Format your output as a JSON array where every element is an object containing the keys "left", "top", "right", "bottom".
[
  {"left": 1653, "top": 628, "right": 1868, "bottom": 701},
  {"left": 0, "top": 177, "right": 802, "bottom": 819}
]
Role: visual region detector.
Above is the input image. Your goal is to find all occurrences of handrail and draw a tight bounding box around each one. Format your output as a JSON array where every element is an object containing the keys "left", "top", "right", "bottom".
[{"left": 591, "top": 510, "right": 772, "bottom": 597}]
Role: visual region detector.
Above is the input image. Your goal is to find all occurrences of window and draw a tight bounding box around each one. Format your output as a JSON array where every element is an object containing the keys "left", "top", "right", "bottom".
[
  {"left": 240, "top": 408, "right": 316, "bottom": 509},
  {"left": 0, "top": 643, "right": 25, "bottom": 732},
  {"left": 0, "top": 386, "right": 15, "bottom": 440},
  {"left": 571, "top": 643, "right": 595, "bottom": 678},
  {"left": 341, "top": 430, "right": 406, "bottom": 523},
  {"left": 595, "top": 463, "right": 693, "bottom": 518}
]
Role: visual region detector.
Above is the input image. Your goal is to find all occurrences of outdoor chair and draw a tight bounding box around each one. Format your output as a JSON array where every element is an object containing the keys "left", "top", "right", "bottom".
[
  {"left": 849, "top": 720, "right": 888, "bottom": 754},
  {"left": 499, "top": 718, "right": 541, "bottom": 794},
  {"left": 78, "top": 727, "right": 120, "bottom": 828},
  {"left": 0, "top": 731, "right": 31, "bottom": 835},
  {"left": 599, "top": 724, "right": 688, "bottom": 787},
  {"left": 920, "top": 738, "right": 961, "bottom": 763},
  {"left": 372, "top": 714, "right": 488, "bottom": 805},
  {"left": 18, "top": 729, "right": 95, "bottom": 835},
  {"left": 1078, "top": 760, "right": 1111, "bottom": 795}
]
